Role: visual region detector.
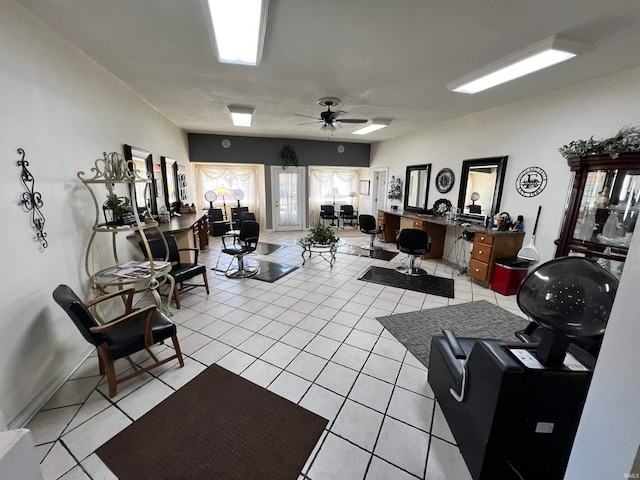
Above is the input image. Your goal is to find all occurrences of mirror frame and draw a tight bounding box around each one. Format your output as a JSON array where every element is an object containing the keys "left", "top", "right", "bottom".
[
  {"left": 160, "top": 156, "right": 180, "bottom": 213},
  {"left": 403, "top": 164, "right": 432, "bottom": 213},
  {"left": 124, "top": 144, "right": 156, "bottom": 215},
  {"left": 457, "top": 156, "right": 508, "bottom": 222}
]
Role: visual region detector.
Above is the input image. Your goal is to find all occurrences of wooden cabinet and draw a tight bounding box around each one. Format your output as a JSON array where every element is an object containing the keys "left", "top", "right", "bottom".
[
  {"left": 378, "top": 211, "right": 399, "bottom": 242},
  {"left": 469, "top": 232, "right": 524, "bottom": 285},
  {"left": 555, "top": 152, "right": 640, "bottom": 278}
]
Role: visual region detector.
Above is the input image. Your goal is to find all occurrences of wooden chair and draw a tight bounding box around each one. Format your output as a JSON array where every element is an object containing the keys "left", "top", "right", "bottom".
[{"left": 53, "top": 285, "right": 184, "bottom": 397}]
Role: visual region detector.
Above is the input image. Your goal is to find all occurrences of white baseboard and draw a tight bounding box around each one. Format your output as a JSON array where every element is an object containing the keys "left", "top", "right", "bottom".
[{"left": 8, "top": 346, "right": 94, "bottom": 430}]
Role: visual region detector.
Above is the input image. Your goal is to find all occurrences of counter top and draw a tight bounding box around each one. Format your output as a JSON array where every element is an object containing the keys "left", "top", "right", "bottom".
[
  {"left": 379, "top": 209, "right": 523, "bottom": 236},
  {"left": 155, "top": 212, "right": 208, "bottom": 234}
]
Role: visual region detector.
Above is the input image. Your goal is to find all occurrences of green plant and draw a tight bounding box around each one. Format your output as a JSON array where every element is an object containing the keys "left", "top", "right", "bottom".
[
  {"left": 305, "top": 223, "right": 338, "bottom": 245},
  {"left": 106, "top": 192, "right": 133, "bottom": 224},
  {"left": 558, "top": 126, "right": 640, "bottom": 159},
  {"left": 277, "top": 145, "right": 298, "bottom": 168}
]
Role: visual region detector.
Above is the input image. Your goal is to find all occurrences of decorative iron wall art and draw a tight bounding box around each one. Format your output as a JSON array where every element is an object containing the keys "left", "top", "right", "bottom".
[{"left": 16, "top": 148, "right": 48, "bottom": 249}]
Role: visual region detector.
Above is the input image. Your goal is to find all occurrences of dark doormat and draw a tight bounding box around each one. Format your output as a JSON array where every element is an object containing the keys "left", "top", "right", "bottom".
[
  {"left": 338, "top": 244, "right": 399, "bottom": 261},
  {"left": 376, "top": 300, "right": 529, "bottom": 368},
  {"left": 255, "top": 242, "right": 286, "bottom": 255},
  {"left": 359, "top": 265, "right": 454, "bottom": 298},
  {"left": 214, "top": 259, "right": 298, "bottom": 283},
  {"left": 96, "top": 364, "right": 327, "bottom": 480}
]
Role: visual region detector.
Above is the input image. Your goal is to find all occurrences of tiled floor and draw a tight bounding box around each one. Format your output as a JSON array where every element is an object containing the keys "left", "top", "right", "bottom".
[{"left": 27, "top": 228, "right": 527, "bottom": 480}]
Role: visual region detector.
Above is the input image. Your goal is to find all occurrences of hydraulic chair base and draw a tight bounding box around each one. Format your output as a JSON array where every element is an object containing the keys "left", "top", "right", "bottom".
[
  {"left": 226, "top": 256, "right": 258, "bottom": 278},
  {"left": 395, "top": 255, "right": 426, "bottom": 276}
]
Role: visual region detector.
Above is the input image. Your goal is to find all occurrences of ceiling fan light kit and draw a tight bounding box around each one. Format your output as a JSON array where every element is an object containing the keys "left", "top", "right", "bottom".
[
  {"left": 447, "top": 35, "right": 588, "bottom": 94},
  {"left": 203, "top": 0, "right": 269, "bottom": 66}
]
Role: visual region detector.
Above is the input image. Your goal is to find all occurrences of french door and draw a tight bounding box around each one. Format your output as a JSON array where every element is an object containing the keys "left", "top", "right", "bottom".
[{"left": 270, "top": 166, "right": 305, "bottom": 231}]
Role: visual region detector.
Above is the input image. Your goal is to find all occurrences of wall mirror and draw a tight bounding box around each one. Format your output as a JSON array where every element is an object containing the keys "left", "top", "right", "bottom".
[
  {"left": 403, "top": 164, "right": 432, "bottom": 213},
  {"left": 124, "top": 144, "right": 158, "bottom": 214},
  {"left": 457, "top": 156, "right": 508, "bottom": 222},
  {"left": 160, "top": 156, "right": 179, "bottom": 213}
]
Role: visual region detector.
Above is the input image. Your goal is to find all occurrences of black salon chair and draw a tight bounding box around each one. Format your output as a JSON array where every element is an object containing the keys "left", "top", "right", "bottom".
[
  {"left": 53, "top": 284, "right": 184, "bottom": 397},
  {"left": 227, "top": 211, "right": 256, "bottom": 237},
  {"left": 339, "top": 205, "right": 358, "bottom": 228},
  {"left": 359, "top": 214, "right": 383, "bottom": 251},
  {"left": 396, "top": 228, "right": 432, "bottom": 276},
  {"left": 208, "top": 207, "right": 229, "bottom": 237},
  {"left": 320, "top": 205, "right": 339, "bottom": 227},
  {"left": 139, "top": 235, "right": 209, "bottom": 309},
  {"left": 221, "top": 220, "right": 260, "bottom": 278},
  {"left": 230, "top": 206, "right": 249, "bottom": 229}
]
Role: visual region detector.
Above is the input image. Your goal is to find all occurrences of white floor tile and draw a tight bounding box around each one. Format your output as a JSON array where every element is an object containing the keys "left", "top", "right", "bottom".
[
  {"left": 241, "top": 359, "right": 282, "bottom": 387},
  {"left": 286, "top": 351, "right": 328, "bottom": 381},
  {"left": 260, "top": 342, "right": 300, "bottom": 368},
  {"left": 116, "top": 378, "right": 174, "bottom": 420},
  {"left": 425, "top": 436, "right": 472, "bottom": 480},
  {"left": 331, "top": 400, "right": 383, "bottom": 451},
  {"left": 300, "top": 385, "right": 344, "bottom": 424},
  {"left": 28, "top": 405, "right": 81, "bottom": 445},
  {"left": 331, "top": 344, "right": 370, "bottom": 372},
  {"left": 40, "top": 441, "right": 77, "bottom": 480},
  {"left": 315, "top": 362, "right": 359, "bottom": 396},
  {"left": 386, "top": 387, "right": 434, "bottom": 433},
  {"left": 216, "top": 349, "right": 256, "bottom": 374},
  {"left": 303, "top": 335, "right": 342, "bottom": 360},
  {"left": 268, "top": 371, "right": 311, "bottom": 403},
  {"left": 348, "top": 373, "right": 394, "bottom": 413},
  {"left": 374, "top": 417, "right": 429, "bottom": 478},
  {"left": 307, "top": 433, "right": 371, "bottom": 480},
  {"left": 366, "top": 456, "right": 418, "bottom": 480},
  {"left": 362, "top": 353, "right": 402, "bottom": 384}
]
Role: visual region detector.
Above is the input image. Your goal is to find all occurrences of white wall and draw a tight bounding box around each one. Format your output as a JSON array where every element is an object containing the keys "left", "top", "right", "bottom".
[
  {"left": 371, "top": 67, "right": 640, "bottom": 479},
  {"left": 0, "top": 1, "right": 191, "bottom": 426}
]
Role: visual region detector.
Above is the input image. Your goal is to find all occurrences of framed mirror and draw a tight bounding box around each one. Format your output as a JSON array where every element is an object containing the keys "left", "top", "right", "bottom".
[
  {"left": 457, "top": 156, "right": 508, "bottom": 223},
  {"left": 160, "top": 156, "right": 179, "bottom": 213},
  {"left": 403, "top": 164, "right": 432, "bottom": 213},
  {"left": 124, "top": 144, "right": 155, "bottom": 214}
]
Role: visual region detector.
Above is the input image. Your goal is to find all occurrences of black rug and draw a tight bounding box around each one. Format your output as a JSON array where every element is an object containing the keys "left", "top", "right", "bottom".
[
  {"left": 338, "top": 244, "right": 399, "bottom": 261},
  {"left": 359, "top": 266, "right": 454, "bottom": 298},
  {"left": 214, "top": 259, "right": 298, "bottom": 283},
  {"left": 97, "top": 364, "right": 327, "bottom": 480},
  {"left": 255, "top": 242, "right": 286, "bottom": 255},
  {"left": 376, "top": 300, "right": 529, "bottom": 368}
]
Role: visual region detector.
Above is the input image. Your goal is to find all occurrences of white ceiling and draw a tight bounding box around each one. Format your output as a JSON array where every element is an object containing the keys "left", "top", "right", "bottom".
[{"left": 18, "top": 0, "right": 640, "bottom": 143}]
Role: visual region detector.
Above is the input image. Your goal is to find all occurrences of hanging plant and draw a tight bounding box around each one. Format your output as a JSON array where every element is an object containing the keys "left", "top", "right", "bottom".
[
  {"left": 277, "top": 145, "right": 298, "bottom": 168},
  {"left": 558, "top": 126, "right": 640, "bottom": 159}
]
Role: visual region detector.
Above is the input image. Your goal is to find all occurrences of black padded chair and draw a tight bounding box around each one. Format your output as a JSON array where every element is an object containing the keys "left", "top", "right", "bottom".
[
  {"left": 208, "top": 207, "right": 229, "bottom": 237},
  {"left": 53, "top": 284, "right": 184, "bottom": 397},
  {"left": 226, "top": 211, "right": 256, "bottom": 237},
  {"left": 230, "top": 206, "right": 249, "bottom": 229},
  {"left": 359, "top": 214, "right": 383, "bottom": 251},
  {"left": 320, "top": 205, "right": 339, "bottom": 227},
  {"left": 396, "top": 228, "right": 432, "bottom": 276},
  {"left": 139, "top": 235, "right": 209, "bottom": 309},
  {"left": 339, "top": 205, "right": 358, "bottom": 228},
  {"left": 221, "top": 220, "right": 260, "bottom": 278}
]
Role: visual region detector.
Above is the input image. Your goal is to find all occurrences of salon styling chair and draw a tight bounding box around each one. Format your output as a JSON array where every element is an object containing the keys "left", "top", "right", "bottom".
[
  {"left": 220, "top": 220, "right": 260, "bottom": 278},
  {"left": 358, "top": 214, "right": 383, "bottom": 251},
  {"left": 395, "top": 228, "right": 432, "bottom": 276}
]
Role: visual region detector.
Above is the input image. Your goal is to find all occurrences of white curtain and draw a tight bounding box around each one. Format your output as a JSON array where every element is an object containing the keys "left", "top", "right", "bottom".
[
  {"left": 194, "top": 164, "right": 259, "bottom": 220},
  {"left": 309, "top": 167, "right": 359, "bottom": 225}
]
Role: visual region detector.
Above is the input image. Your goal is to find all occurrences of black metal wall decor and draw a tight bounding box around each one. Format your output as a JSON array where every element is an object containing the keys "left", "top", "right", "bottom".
[{"left": 17, "top": 148, "right": 48, "bottom": 249}]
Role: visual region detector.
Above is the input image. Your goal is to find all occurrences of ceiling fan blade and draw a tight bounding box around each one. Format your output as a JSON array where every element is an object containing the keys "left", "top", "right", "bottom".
[
  {"left": 336, "top": 119, "right": 368, "bottom": 124},
  {"left": 294, "top": 114, "right": 320, "bottom": 120},
  {"left": 298, "top": 121, "right": 322, "bottom": 125}
]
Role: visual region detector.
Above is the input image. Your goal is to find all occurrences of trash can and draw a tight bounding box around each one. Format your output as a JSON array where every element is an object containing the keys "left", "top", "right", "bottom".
[{"left": 491, "top": 258, "right": 531, "bottom": 296}]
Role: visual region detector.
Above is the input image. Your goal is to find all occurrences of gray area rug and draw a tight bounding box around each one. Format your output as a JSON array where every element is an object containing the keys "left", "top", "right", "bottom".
[{"left": 377, "top": 300, "right": 529, "bottom": 368}]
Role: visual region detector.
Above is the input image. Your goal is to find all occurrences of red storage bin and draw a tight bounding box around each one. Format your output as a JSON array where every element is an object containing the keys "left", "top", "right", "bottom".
[{"left": 491, "top": 258, "right": 531, "bottom": 296}]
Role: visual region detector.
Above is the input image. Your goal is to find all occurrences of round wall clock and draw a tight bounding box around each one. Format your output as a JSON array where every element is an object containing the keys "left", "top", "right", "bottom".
[
  {"left": 516, "top": 166, "right": 548, "bottom": 197},
  {"left": 435, "top": 168, "right": 455, "bottom": 193}
]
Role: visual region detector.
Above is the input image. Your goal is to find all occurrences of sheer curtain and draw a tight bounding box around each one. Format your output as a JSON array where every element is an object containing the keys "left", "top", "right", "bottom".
[
  {"left": 194, "top": 165, "right": 259, "bottom": 220},
  {"left": 309, "top": 168, "right": 359, "bottom": 225}
]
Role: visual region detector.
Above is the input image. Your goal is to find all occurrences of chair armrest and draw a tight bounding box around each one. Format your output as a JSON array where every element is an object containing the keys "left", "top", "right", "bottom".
[
  {"left": 85, "top": 288, "right": 135, "bottom": 313},
  {"left": 442, "top": 329, "right": 467, "bottom": 359},
  {"left": 90, "top": 305, "right": 157, "bottom": 346}
]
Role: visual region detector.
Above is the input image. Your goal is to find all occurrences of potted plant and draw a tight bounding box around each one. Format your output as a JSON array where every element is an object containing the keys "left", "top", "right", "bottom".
[
  {"left": 277, "top": 145, "right": 298, "bottom": 168},
  {"left": 558, "top": 126, "right": 640, "bottom": 159},
  {"left": 387, "top": 176, "right": 402, "bottom": 209},
  {"left": 105, "top": 192, "right": 134, "bottom": 225},
  {"left": 305, "top": 223, "right": 339, "bottom": 246}
]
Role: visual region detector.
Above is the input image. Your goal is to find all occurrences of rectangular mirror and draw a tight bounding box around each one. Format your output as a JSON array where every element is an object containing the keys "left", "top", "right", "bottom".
[
  {"left": 403, "top": 164, "right": 432, "bottom": 212},
  {"left": 124, "top": 144, "right": 155, "bottom": 214},
  {"left": 161, "top": 156, "right": 179, "bottom": 213},
  {"left": 457, "top": 156, "right": 508, "bottom": 223}
]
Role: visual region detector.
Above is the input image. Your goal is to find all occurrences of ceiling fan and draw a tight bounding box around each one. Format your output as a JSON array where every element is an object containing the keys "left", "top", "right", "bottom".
[{"left": 295, "top": 98, "right": 368, "bottom": 135}]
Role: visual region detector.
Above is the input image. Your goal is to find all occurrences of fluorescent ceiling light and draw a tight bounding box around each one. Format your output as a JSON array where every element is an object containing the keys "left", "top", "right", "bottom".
[
  {"left": 448, "top": 35, "right": 587, "bottom": 94},
  {"left": 228, "top": 106, "right": 254, "bottom": 126},
  {"left": 204, "top": 0, "right": 268, "bottom": 66},
  {"left": 353, "top": 119, "right": 391, "bottom": 135}
]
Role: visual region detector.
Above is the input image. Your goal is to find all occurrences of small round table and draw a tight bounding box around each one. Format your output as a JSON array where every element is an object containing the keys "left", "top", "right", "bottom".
[{"left": 296, "top": 238, "right": 344, "bottom": 267}]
